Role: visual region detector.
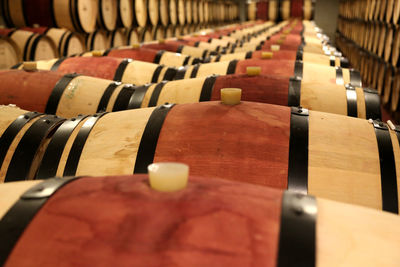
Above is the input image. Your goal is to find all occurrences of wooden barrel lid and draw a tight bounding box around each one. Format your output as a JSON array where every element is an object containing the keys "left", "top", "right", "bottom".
[
  {"left": 165, "top": 25, "right": 174, "bottom": 38},
  {"left": 0, "top": 36, "right": 20, "bottom": 69},
  {"left": 73, "top": 0, "right": 98, "bottom": 33},
  {"left": 152, "top": 26, "right": 165, "bottom": 41},
  {"left": 391, "top": 71, "right": 400, "bottom": 112},
  {"left": 118, "top": 0, "right": 134, "bottom": 28},
  {"left": 185, "top": 0, "right": 192, "bottom": 24},
  {"left": 98, "top": 0, "right": 118, "bottom": 31},
  {"left": 178, "top": 0, "right": 186, "bottom": 25},
  {"left": 159, "top": 0, "right": 169, "bottom": 26},
  {"left": 192, "top": 0, "right": 199, "bottom": 24},
  {"left": 135, "top": 0, "right": 148, "bottom": 27},
  {"left": 169, "top": 0, "right": 178, "bottom": 25},
  {"left": 108, "top": 28, "right": 128, "bottom": 48},
  {"left": 148, "top": 0, "right": 160, "bottom": 25},
  {"left": 391, "top": 27, "right": 400, "bottom": 67},
  {"left": 86, "top": 30, "right": 109, "bottom": 51},
  {"left": 127, "top": 28, "right": 140, "bottom": 45}
]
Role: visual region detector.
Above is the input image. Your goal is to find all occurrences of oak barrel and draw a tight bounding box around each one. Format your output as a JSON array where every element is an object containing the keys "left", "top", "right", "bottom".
[
  {"left": 0, "top": 175, "right": 399, "bottom": 266},
  {"left": 0, "top": 101, "right": 395, "bottom": 212},
  {"left": 97, "top": 0, "right": 118, "bottom": 31}
]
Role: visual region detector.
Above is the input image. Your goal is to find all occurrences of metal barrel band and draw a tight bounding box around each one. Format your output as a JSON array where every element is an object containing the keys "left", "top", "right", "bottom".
[
  {"left": 174, "top": 66, "right": 188, "bottom": 80},
  {"left": 294, "top": 60, "right": 303, "bottom": 79},
  {"left": 349, "top": 69, "right": 362, "bottom": 88},
  {"left": 330, "top": 55, "right": 336, "bottom": 67},
  {"left": 176, "top": 45, "right": 184, "bottom": 54},
  {"left": 287, "top": 76, "right": 302, "bottom": 107},
  {"left": 134, "top": 103, "right": 175, "bottom": 174},
  {"left": 96, "top": 82, "right": 122, "bottom": 112},
  {"left": 345, "top": 83, "right": 358, "bottom": 117},
  {"left": 245, "top": 51, "right": 253, "bottom": 59},
  {"left": 190, "top": 64, "right": 201, "bottom": 78},
  {"left": 50, "top": 57, "right": 67, "bottom": 71},
  {"left": 113, "top": 59, "right": 132, "bottom": 82},
  {"left": 102, "top": 47, "right": 114, "bottom": 56},
  {"left": 45, "top": 73, "right": 81, "bottom": 114},
  {"left": 63, "top": 113, "right": 108, "bottom": 176},
  {"left": 277, "top": 191, "right": 317, "bottom": 267},
  {"left": 201, "top": 49, "right": 209, "bottom": 59},
  {"left": 22, "top": 33, "right": 36, "bottom": 61},
  {"left": 363, "top": 88, "right": 381, "bottom": 120},
  {"left": 287, "top": 107, "right": 309, "bottom": 195},
  {"left": 61, "top": 33, "right": 75, "bottom": 57},
  {"left": 28, "top": 35, "right": 45, "bottom": 61},
  {"left": 112, "top": 84, "right": 136, "bottom": 111},
  {"left": 371, "top": 120, "right": 399, "bottom": 214},
  {"left": 0, "top": 177, "right": 80, "bottom": 266},
  {"left": 335, "top": 66, "right": 344, "bottom": 85},
  {"left": 151, "top": 65, "right": 165, "bottom": 83},
  {"left": 5, "top": 115, "right": 66, "bottom": 182},
  {"left": 227, "top": 59, "right": 238, "bottom": 75},
  {"left": 148, "top": 81, "right": 168, "bottom": 107},
  {"left": 153, "top": 50, "right": 165, "bottom": 64},
  {"left": 182, "top": 55, "right": 191, "bottom": 66},
  {"left": 36, "top": 115, "right": 89, "bottom": 179},
  {"left": 127, "top": 84, "right": 152, "bottom": 109},
  {"left": 199, "top": 75, "right": 218, "bottom": 102},
  {"left": 0, "top": 112, "right": 43, "bottom": 170},
  {"left": 340, "top": 57, "right": 350, "bottom": 68},
  {"left": 296, "top": 49, "right": 303, "bottom": 61},
  {"left": 163, "top": 67, "right": 178, "bottom": 81}
]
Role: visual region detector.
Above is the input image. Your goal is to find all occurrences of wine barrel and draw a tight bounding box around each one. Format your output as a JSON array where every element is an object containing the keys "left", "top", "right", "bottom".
[
  {"left": 135, "top": 0, "right": 148, "bottom": 27},
  {"left": 0, "top": 101, "right": 384, "bottom": 213},
  {"left": 174, "top": 59, "right": 363, "bottom": 88},
  {"left": 21, "top": 27, "right": 85, "bottom": 57},
  {"left": 169, "top": 0, "right": 178, "bottom": 25},
  {"left": 0, "top": 29, "right": 57, "bottom": 61},
  {"left": 203, "top": 0, "right": 209, "bottom": 22},
  {"left": 85, "top": 30, "right": 109, "bottom": 51},
  {"left": 127, "top": 28, "right": 140, "bottom": 45},
  {"left": 1, "top": 0, "right": 97, "bottom": 33},
  {"left": 97, "top": 0, "right": 118, "bottom": 31},
  {"left": 391, "top": 26, "right": 400, "bottom": 67},
  {"left": 0, "top": 69, "right": 380, "bottom": 119},
  {"left": 290, "top": 0, "right": 304, "bottom": 17},
  {"left": 0, "top": 69, "right": 143, "bottom": 118},
  {"left": 280, "top": 0, "right": 291, "bottom": 20},
  {"left": 118, "top": 0, "right": 134, "bottom": 28},
  {"left": 0, "top": 36, "right": 20, "bottom": 69},
  {"left": 159, "top": 0, "right": 169, "bottom": 26},
  {"left": 104, "top": 46, "right": 201, "bottom": 66},
  {"left": 1, "top": 175, "right": 400, "bottom": 266},
  {"left": 139, "top": 26, "right": 154, "bottom": 42},
  {"left": 382, "top": 65, "right": 395, "bottom": 106},
  {"left": 207, "top": 50, "right": 350, "bottom": 68},
  {"left": 391, "top": 69, "right": 400, "bottom": 113},
  {"left": 165, "top": 25, "right": 175, "bottom": 38},
  {"left": 108, "top": 28, "right": 128, "bottom": 48},
  {"left": 148, "top": 0, "right": 160, "bottom": 26},
  {"left": 34, "top": 56, "right": 177, "bottom": 85},
  {"left": 178, "top": 0, "right": 185, "bottom": 25},
  {"left": 185, "top": 0, "right": 192, "bottom": 24},
  {"left": 198, "top": 0, "right": 204, "bottom": 23},
  {"left": 192, "top": 0, "right": 199, "bottom": 24},
  {"left": 0, "top": 105, "right": 65, "bottom": 182},
  {"left": 393, "top": 0, "right": 400, "bottom": 23},
  {"left": 152, "top": 25, "right": 165, "bottom": 41},
  {"left": 303, "top": 0, "right": 314, "bottom": 19},
  {"left": 142, "top": 42, "right": 212, "bottom": 58},
  {"left": 256, "top": 1, "right": 268, "bottom": 20},
  {"left": 268, "top": 0, "right": 279, "bottom": 21}
]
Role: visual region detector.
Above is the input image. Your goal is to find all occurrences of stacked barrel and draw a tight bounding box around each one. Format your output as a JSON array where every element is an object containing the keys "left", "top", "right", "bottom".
[
  {"left": 337, "top": 0, "right": 400, "bottom": 122},
  {"left": 248, "top": 0, "right": 315, "bottom": 21},
  {"left": 0, "top": 2, "right": 399, "bottom": 265},
  {"left": 0, "top": 0, "right": 239, "bottom": 69}
]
